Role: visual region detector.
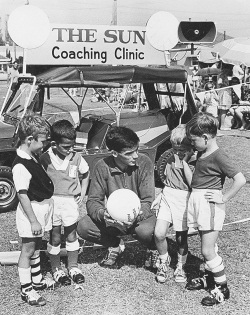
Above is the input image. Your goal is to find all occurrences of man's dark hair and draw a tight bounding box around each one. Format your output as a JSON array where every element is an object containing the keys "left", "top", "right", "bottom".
[
  {"left": 51, "top": 119, "right": 76, "bottom": 143},
  {"left": 106, "top": 126, "right": 139, "bottom": 152}
]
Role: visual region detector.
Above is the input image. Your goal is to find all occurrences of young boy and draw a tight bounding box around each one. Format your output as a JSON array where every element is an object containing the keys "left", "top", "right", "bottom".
[
  {"left": 40, "top": 120, "right": 89, "bottom": 285},
  {"left": 152, "top": 124, "right": 195, "bottom": 283},
  {"left": 185, "top": 112, "right": 246, "bottom": 306},
  {"left": 12, "top": 114, "right": 55, "bottom": 307}
]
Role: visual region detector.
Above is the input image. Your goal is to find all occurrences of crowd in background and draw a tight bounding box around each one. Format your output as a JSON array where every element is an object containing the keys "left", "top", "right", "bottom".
[{"left": 193, "top": 62, "right": 250, "bottom": 131}]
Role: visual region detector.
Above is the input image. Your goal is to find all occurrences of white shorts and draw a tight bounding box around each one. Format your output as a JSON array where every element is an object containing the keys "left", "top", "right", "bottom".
[
  {"left": 52, "top": 195, "right": 79, "bottom": 227},
  {"left": 157, "top": 186, "right": 190, "bottom": 231},
  {"left": 16, "top": 198, "right": 53, "bottom": 238},
  {"left": 188, "top": 189, "right": 226, "bottom": 231}
]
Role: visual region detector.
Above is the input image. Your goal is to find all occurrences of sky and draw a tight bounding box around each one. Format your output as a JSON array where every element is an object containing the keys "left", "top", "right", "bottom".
[{"left": 1, "top": 0, "right": 250, "bottom": 39}]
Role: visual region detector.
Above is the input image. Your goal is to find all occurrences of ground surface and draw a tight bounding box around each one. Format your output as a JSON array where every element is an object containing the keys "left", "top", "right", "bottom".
[{"left": 0, "top": 81, "right": 250, "bottom": 315}]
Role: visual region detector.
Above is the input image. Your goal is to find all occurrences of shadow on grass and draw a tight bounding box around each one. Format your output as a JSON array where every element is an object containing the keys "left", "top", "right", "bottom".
[{"left": 40, "top": 235, "right": 203, "bottom": 281}]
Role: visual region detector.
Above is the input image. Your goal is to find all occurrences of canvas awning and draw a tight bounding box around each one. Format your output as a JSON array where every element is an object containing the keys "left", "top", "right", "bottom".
[{"left": 36, "top": 65, "right": 188, "bottom": 88}]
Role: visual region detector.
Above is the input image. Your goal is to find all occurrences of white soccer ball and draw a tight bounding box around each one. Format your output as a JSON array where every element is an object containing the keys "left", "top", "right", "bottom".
[{"left": 107, "top": 189, "right": 141, "bottom": 224}]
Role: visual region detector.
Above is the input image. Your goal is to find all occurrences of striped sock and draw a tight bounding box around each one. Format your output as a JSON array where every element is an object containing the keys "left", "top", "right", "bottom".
[
  {"left": 206, "top": 255, "right": 227, "bottom": 285},
  {"left": 30, "top": 251, "right": 43, "bottom": 284},
  {"left": 18, "top": 267, "right": 32, "bottom": 292}
]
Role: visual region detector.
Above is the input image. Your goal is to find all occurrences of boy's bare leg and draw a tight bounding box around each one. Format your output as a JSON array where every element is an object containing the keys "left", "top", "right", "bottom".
[
  {"left": 154, "top": 219, "right": 171, "bottom": 283},
  {"left": 154, "top": 219, "right": 170, "bottom": 255}
]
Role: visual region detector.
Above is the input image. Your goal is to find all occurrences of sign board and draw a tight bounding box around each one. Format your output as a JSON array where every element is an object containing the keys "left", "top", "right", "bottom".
[{"left": 26, "top": 24, "right": 165, "bottom": 65}]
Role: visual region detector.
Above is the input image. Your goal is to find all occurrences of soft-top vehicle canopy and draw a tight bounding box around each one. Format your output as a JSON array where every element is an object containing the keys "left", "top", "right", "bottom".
[{"left": 36, "top": 65, "right": 188, "bottom": 88}]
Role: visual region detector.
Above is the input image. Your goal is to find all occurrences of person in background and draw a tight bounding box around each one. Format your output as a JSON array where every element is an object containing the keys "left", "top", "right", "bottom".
[
  {"left": 40, "top": 120, "right": 89, "bottom": 286},
  {"left": 217, "top": 74, "right": 232, "bottom": 130},
  {"left": 228, "top": 77, "right": 241, "bottom": 129},
  {"left": 201, "top": 82, "right": 219, "bottom": 118},
  {"left": 232, "top": 63, "right": 245, "bottom": 83},
  {"left": 8, "top": 60, "right": 19, "bottom": 88}
]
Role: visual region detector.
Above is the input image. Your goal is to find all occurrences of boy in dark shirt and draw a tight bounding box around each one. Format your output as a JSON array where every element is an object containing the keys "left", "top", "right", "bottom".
[
  {"left": 12, "top": 114, "right": 55, "bottom": 307},
  {"left": 185, "top": 112, "right": 246, "bottom": 306}
]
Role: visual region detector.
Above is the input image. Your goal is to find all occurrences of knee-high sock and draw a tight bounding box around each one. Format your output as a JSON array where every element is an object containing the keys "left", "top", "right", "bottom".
[
  {"left": 66, "top": 240, "right": 79, "bottom": 270},
  {"left": 206, "top": 255, "right": 227, "bottom": 286},
  {"left": 47, "top": 243, "right": 61, "bottom": 274},
  {"left": 30, "top": 250, "right": 43, "bottom": 284},
  {"left": 18, "top": 267, "right": 32, "bottom": 292}
]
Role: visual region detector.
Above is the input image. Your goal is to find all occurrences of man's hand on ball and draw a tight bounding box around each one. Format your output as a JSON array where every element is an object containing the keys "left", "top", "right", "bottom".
[{"left": 104, "top": 210, "right": 133, "bottom": 226}]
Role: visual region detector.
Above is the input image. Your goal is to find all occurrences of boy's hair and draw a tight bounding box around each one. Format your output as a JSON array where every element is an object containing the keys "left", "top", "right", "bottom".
[
  {"left": 106, "top": 126, "right": 139, "bottom": 152},
  {"left": 51, "top": 119, "right": 76, "bottom": 143},
  {"left": 170, "top": 124, "right": 191, "bottom": 147},
  {"left": 186, "top": 112, "right": 219, "bottom": 138},
  {"left": 17, "top": 114, "right": 50, "bottom": 142}
]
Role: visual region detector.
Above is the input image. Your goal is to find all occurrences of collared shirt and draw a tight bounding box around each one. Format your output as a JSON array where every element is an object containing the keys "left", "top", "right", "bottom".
[{"left": 40, "top": 148, "right": 89, "bottom": 196}]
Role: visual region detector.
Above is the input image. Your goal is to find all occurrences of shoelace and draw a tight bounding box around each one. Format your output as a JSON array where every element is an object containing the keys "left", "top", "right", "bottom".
[
  {"left": 158, "top": 262, "right": 168, "bottom": 273},
  {"left": 174, "top": 265, "right": 185, "bottom": 276},
  {"left": 42, "top": 277, "right": 56, "bottom": 288},
  {"left": 54, "top": 269, "right": 66, "bottom": 281},
  {"left": 25, "top": 289, "right": 42, "bottom": 301},
  {"left": 192, "top": 276, "right": 206, "bottom": 286},
  {"left": 210, "top": 286, "right": 225, "bottom": 303},
  {"left": 69, "top": 267, "right": 82, "bottom": 277}
]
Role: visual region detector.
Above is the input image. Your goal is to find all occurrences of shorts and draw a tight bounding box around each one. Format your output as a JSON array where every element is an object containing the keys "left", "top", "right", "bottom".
[
  {"left": 206, "top": 105, "right": 218, "bottom": 117},
  {"left": 188, "top": 189, "right": 225, "bottom": 231},
  {"left": 52, "top": 195, "right": 79, "bottom": 227},
  {"left": 16, "top": 198, "right": 53, "bottom": 238},
  {"left": 157, "top": 186, "right": 189, "bottom": 231}
]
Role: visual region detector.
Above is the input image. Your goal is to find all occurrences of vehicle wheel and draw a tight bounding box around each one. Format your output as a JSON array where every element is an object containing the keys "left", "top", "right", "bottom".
[
  {"left": 156, "top": 148, "right": 174, "bottom": 185},
  {"left": 0, "top": 167, "right": 18, "bottom": 213}
]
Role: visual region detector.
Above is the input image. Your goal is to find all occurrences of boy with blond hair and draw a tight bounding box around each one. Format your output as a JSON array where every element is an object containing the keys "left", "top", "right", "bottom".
[
  {"left": 152, "top": 124, "right": 195, "bottom": 283},
  {"left": 185, "top": 112, "right": 246, "bottom": 306},
  {"left": 12, "top": 114, "right": 55, "bottom": 307}
]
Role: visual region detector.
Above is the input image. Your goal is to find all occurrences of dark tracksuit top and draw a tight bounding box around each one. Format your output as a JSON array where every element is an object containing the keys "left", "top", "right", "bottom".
[{"left": 86, "top": 153, "right": 155, "bottom": 223}]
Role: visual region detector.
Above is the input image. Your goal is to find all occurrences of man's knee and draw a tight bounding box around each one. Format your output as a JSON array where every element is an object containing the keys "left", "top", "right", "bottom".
[
  {"left": 77, "top": 215, "right": 91, "bottom": 239},
  {"left": 135, "top": 216, "right": 156, "bottom": 240}
]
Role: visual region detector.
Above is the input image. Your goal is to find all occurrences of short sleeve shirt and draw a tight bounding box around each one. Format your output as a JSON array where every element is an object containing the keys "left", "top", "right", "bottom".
[
  {"left": 12, "top": 149, "right": 33, "bottom": 191},
  {"left": 191, "top": 148, "right": 239, "bottom": 190}
]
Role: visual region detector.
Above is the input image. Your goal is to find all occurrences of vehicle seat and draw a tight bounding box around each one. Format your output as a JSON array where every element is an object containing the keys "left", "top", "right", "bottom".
[{"left": 86, "top": 120, "right": 110, "bottom": 150}]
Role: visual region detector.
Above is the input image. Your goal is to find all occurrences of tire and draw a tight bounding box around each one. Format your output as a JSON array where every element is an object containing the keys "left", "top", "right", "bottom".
[
  {"left": 0, "top": 166, "right": 18, "bottom": 213},
  {"left": 156, "top": 148, "right": 174, "bottom": 185}
]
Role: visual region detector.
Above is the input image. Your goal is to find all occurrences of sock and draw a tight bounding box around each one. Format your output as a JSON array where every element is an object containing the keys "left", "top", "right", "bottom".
[
  {"left": 119, "top": 239, "right": 125, "bottom": 252},
  {"left": 18, "top": 267, "right": 32, "bottom": 292},
  {"left": 206, "top": 255, "right": 227, "bottom": 286},
  {"left": 177, "top": 253, "right": 187, "bottom": 266},
  {"left": 47, "top": 244, "right": 61, "bottom": 274},
  {"left": 159, "top": 252, "right": 169, "bottom": 264},
  {"left": 30, "top": 250, "right": 43, "bottom": 284},
  {"left": 66, "top": 240, "right": 80, "bottom": 270},
  {"left": 67, "top": 250, "right": 78, "bottom": 270}
]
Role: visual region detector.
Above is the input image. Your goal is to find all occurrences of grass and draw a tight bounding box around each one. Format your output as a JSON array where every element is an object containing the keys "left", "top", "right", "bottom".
[{"left": 0, "top": 131, "right": 250, "bottom": 315}]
